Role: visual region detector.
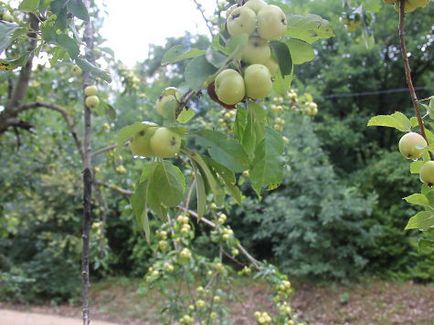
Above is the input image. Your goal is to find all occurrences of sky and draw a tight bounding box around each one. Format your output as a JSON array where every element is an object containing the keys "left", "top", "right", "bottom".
[{"left": 100, "top": 0, "right": 217, "bottom": 67}]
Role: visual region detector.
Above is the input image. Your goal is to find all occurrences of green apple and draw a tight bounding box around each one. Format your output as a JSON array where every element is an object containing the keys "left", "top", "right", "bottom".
[
  {"left": 84, "top": 85, "right": 97, "bottom": 96},
  {"left": 179, "top": 248, "right": 192, "bottom": 264},
  {"left": 72, "top": 65, "right": 82, "bottom": 76},
  {"left": 85, "top": 95, "right": 100, "bottom": 108},
  {"left": 244, "top": 0, "right": 267, "bottom": 13},
  {"left": 214, "top": 69, "right": 246, "bottom": 105},
  {"left": 398, "top": 132, "right": 427, "bottom": 159},
  {"left": 150, "top": 127, "right": 182, "bottom": 158},
  {"left": 257, "top": 5, "right": 287, "bottom": 40},
  {"left": 244, "top": 64, "right": 273, "bottom": 99},
  {"left": 130, "top": 127, "right": 157, "bottom": 157},
  {"left": 420, "top": 161, "right": 434, "bottom": 186},
  {"left": 227, "top": 6, "right": 257, "bottom": 37},
  {"left": 156, "top": 87, "right": 182, "bottom": 117},
  {"left": 242, "top": 37, "right": 271, "bottom": 64},
  {"left": 263, "top": 58, "right": 280, "bottom": 77}
]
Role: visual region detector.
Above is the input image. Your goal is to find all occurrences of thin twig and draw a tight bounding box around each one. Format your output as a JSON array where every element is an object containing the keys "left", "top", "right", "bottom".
[
  {"left": 15, "top": 101, "right": 84, "bottom": 160},
  {"left": 192, "top": 0, "right": 214, "bottom": 38},
  {"left": 398, "top": 0, "right": 430, "bottom": 154},
  {"left": 92, "top": 143, "right": 117, "bottom": 157}
]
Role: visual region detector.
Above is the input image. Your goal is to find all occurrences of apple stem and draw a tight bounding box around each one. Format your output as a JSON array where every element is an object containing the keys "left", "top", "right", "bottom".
[{"left": 398, "top": 0, "right": 431, "bottom": 158}]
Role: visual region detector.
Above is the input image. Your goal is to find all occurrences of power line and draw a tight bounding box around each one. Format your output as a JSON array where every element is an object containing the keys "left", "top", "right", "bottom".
[{"left": 319, "top": 86, "right": 434, "bottom": 99}]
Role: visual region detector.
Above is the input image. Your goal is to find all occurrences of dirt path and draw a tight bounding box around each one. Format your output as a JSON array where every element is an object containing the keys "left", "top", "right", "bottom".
[{"left": 0, "top": 309, "right": 119, "bottom": 325}]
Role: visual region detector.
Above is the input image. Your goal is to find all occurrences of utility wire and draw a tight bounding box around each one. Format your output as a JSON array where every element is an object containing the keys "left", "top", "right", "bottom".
[{"left": 319, "top": 86, "right": 434, "bottom": 99}]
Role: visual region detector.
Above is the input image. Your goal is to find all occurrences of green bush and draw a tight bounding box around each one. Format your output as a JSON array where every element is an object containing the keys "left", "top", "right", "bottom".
[{"left": 233, "top": 114, "right": 378, "bottom": 280}]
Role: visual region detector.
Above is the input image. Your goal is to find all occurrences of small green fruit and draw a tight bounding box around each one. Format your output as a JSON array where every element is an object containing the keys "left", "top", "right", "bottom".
[
  {"left": 263, "top": 58, "right": 280, "bottom": 77},
  {"left": 257, "top": 5, "right": 287, "bottom": 40},
  {"left": 156, "top": 87, "right": 182, "bottom": 117},
  {"left": 398, "top": 132, "right": 427, "bottom": 160},
  {"left": 130, "top": 127, "right": 157, "bottom": 157},
  {"left": 84, "top": 85, "right": 97, "bottom": 96},
  {"left": 149, "top": 127, "right": 182, "bottom": 158},
  {"left": 227, "top": 6, "right": 257, "bottom": 37},
  {"left": 215, "top": 69, "right": 246, "bottom": 105},
  {"left": 242, "top": 37, "right": 271, "bottom": 64},
  {"left": 420, "top": 161, "right": 434, "bottom": 186},
  {"left": 85, "top": 95, "right": 100, "bottom": 108},
  {"left": 244, "top": 64, "right": 273, "bottom": 99},
  {"left": 244, "top": 0, "right": 267, "bottom": 13}
]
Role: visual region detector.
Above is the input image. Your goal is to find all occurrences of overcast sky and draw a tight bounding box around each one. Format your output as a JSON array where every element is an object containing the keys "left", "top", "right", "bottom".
[{"left": 100, "top": 0, "right": 217, "bottom": 66}]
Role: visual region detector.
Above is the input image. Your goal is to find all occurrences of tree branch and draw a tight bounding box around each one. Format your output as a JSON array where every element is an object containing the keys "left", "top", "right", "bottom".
[
  {"left": 14, "top": 101, "right": 84, "bottom": 160},
  {"left": 92, "top": 144, "right": 117, "bottom": 157},
  {"left": 6, "top": 13, "right": 39, "bottom": 110},
  {"left": 192, "top": 0, "right": 214, "bottom": 38},
  {"left": 398, "top": 0, "right": 430, "bottom": 151},
  {"left": 81, "top": 1, "right": 95, "bottom": 324}
]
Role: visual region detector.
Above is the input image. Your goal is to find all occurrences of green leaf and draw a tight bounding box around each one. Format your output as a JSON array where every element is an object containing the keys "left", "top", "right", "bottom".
[
  {"left": 18, "top": 0, "right": 40, "bottom": 11},
  {"left": 55, "top": 34, "right": 79, "bottom": 59},
  {"left": 269, "top": 41, "right": 292, "bottom": 76},
  {"left": 205, "top": 48, "right": 227, "bottom": 68},
  {"left": 117, "top": 121, "right": 157, "bottom": 147},
  {"left": 184, "top": 56, "right": 217, "bottom": 91},
  {"left": 285, "top": 38, "right": 315, "bottom": 65},
  {"left": 0, "top": 54, "right": 28, "bottom": 71},
  {"left": 0, "top": 22, "right": 19, "bottom": 53},
  {"left": 273, "top": 68, "right": 293, "bottom": 96},
  {"left": 250, "top": 128, "right": 285, "bottom": 195},
  {"left": 286, "top": 14, "right": 334, "bottom": 44},
  {"left": 190, "top": 152, "right": 224, "bottom": 206},
  {"left": 367, "top": 112, "right": 411, "bottom": 132},
  {"left": 405, "top": 211, "right": 434, "bottom": 230},
  {"left": 75, "top": 57, "right": 112, "bottom": 83},
  {"left": 418, "top": 238, "right": 434, "bottom": 254},
  {"left": 161, "top": 45, "right": 206, "bottom": 65},
  {"left": 410, "top": 161, "right": 424, "bottom": 174},
  {"left": 130, "top": 180, "right": 152, "bottom": 243},
  {"left": 403, "top": 193, "right": 430, "bottom": 207},
  {"left": 67, "top": 0, "right": 89, "bottom": 21},
  {"left": 205, "top": 158, "right": 242, "bottom": 203},
  {"left": 194, "top": 130, "right": 249, "bottom": 173},
  {"left": 149, "top": 162, "right": 186, "bottom": 208},
  {"left": 237, "top": 102, "right": 267, "bottom": 159},
  {"left": 177, "top": 108, "right": 195, "bottom": 124},
  {"left": 195, "top": 172, "right": 207, "bottom": 219}
]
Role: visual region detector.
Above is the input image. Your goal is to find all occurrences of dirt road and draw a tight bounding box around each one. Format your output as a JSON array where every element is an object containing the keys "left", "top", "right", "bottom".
[{"left": 0, "top": 309, "right": 119, "bottom": 325}]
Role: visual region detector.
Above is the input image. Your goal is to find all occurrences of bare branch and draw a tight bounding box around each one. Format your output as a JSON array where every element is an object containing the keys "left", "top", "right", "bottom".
[
  {"left": 192, "top": 0, "right": 214, "bottom": 38},
  {"left": 15, "top": 101, "right": 84, "bottom": 161},
  {"left": 92, "top": 144, "right": 117, "bottom": 157}
]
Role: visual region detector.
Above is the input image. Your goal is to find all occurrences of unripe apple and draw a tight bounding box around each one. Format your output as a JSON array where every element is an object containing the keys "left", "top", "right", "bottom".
[
  {"left": 149, "top": 127, "right": 182, "bottom": 158},
  {"left": 244, "top": 0, "right": 267, "bottom": 13},
  {"left": 214, "top": 69, "right": 246, "bottom": 105},
  {"left": 420, "top": 161, "right": 434, "bottom": 186},
  {"left": 156, "top": 87, "right": 182, "bottom": 117},
  {"left": 85, "top": 95, "right": 100, "bottom": 108},
  {"left": 257, "top": 5, "right": 287, "bottom": 40},
  {"left": 398, "top": 132, "right": 427, "bottom": 160},
  {"left": 130, "top": 127, "right": 157, "bottom": 157},
  {"left": 72, "top": 65, "right": 82, "bottom": 76},
  {"left": 263, "top": 58, "right": 280, "bottom": 77},
  {"left": 242, "top": 37, "right": 271, "bottom": 64},
  {"left": 244, "top": 64, "right": 273, "bottom": 99},
  {"left": 84, "top": 85, "right": 97, "bottom": 96},
  {"left": 227, "top": 6, "right": 257, "bottom": 37}
]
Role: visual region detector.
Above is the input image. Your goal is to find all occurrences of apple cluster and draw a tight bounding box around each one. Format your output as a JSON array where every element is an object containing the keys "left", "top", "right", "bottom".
[
  {"left": 130, "top": 125, "right": 182, "bottom": 158},
  {"left": 398, "top": 132, "right": 434, "bottom": 186},
  {"left": 383, "top": 0, "right": 429, "bottom": 13},
  {"left": 84, "top": 85, "right": 100, "bottom": 108},
  {"left": 214, "top": 0, "right": 288, "bottom": 107}
]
